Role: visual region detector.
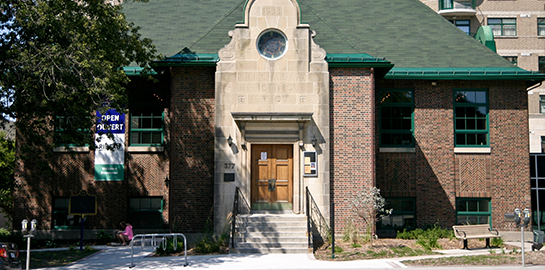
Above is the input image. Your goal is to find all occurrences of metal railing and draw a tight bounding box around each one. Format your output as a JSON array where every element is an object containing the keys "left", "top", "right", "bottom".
[
  {"left": 306, "top": 187, "right": 331, "bottom": 252},
  {"left": 130, "top": 233, "right": 188, "bottom": 268},
  {"left": 231, "top": 187, "right": 251, "bottom": 248}
]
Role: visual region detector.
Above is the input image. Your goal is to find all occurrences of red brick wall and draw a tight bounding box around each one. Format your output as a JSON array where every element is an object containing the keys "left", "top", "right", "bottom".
[
  {"left": 169, "top": 67, "right": 216, "bottom": 233},
  {"left": 13, "top": 75, "right": 171, "bottom": 231},
  {"left": 329, "top": 67, "right": 375, "bottom": 234},
  {"left": 488, "top": 80, "right": 530, "bottom": 230},
  {"left": 375, "top": 79, "right": 529, "bottom": 230}
]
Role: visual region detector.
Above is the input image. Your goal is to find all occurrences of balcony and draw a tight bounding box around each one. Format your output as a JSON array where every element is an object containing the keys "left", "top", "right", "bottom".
[{"left": 438, "top": 0, "right": 476, "bottom": 16}]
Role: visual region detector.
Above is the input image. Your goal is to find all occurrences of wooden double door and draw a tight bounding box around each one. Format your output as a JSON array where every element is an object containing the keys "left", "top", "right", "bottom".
[{"left": 251, "top": 144, "right": 293, "bottom": 210}]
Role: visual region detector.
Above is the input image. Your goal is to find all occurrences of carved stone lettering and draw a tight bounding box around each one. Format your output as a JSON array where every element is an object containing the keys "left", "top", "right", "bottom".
[
  {"left": 238, "top": 84, "right": 259, "bottom": 93},
  {"left": 261, "top": 84, "right": 298, "bottom": 93},
  {"left": 263, "top": 6, "right": 283, "bottom": 16},
  {"left": 274, "top": 95, "right": 295, "bottom": 103},
  {"left": 237, "top": 73, "right": 256, "bottom": 82},
  {"left": 249, "top": 95, "right": 295, "bottom": 104},
  {"left": 271, "top": 73, "right": 307, "bottom": 82}
]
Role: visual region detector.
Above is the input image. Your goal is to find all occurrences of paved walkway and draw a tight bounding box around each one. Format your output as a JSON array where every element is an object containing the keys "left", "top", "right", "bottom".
[{"left": 28, "top": 241, "right": 543, "bottom": 270}]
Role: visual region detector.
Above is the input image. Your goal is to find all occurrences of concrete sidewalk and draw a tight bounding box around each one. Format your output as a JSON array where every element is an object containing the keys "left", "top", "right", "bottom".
[{"left": 30, "top": 241, "right": 542, "bottom": 270}]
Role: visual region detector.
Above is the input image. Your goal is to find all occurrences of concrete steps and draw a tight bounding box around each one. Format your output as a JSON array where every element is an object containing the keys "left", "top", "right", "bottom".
[{"left": 231, "top": 213, "right": 310, "bottom": 254}]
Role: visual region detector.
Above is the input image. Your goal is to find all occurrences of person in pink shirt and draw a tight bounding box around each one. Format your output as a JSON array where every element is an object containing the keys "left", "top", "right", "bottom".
[{"left": 115, "top": 221, "right": 133, "bottom": 245}]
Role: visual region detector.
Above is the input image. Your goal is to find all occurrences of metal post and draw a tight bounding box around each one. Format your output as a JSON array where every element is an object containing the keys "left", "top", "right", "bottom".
[
  {"left": 522, "top": 226, "right": 525, "bottom": 267},
  {"left": 306, "top": 187, "right": 311, "bottom": 249},
  {"left": 231, "top": 187, "right": 239, "bottom": 249},
  {"left": 331, "top": 202, "right": 335, "bottom": 258},
  {"left": 25, "top": 235, "right": 31, "bottom": 270},
  {"left": 130, "top": 233, "right": 188, "bottom": 268},
  {"left": 80, "top": 215, "right": 85, "bottom": 251}
]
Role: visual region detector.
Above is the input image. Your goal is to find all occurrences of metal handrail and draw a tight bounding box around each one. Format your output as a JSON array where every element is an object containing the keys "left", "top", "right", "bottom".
[
  {"left": 231, "top": 187, "right": 239, "bottom": 248},
  {"left": 231, "top": 187, "right": 251, "bottom": 248},
  {"left": 306, "top": 187, "right": 331, "bottom": 252},
  {"left": 129, "top": 233, "right": 188, "bottom": 268}
]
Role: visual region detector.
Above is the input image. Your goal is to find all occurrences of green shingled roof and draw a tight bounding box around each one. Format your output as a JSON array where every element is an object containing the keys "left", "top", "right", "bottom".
[{"left": 121, "top": 0, "right": 535, "bottom": 71}]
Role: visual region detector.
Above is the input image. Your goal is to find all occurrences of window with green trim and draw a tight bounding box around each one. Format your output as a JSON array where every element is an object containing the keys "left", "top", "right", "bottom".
[
  {"left": 52, "top": 197, "right": 82, "bottom": 229},
  {"left": 488, "top": 18, "right": 516, "bottom": 36},
  {"left": 540, "top": 96, "right": 545, "bottom": 114},
  {"left": 128, "top": 197, "right": 164, "bottom": 228},
  {"left": 449, "top": 19, "right": 470, "bottom": 35},
  {"left": 502, "top": 56, "right": 517, "bottom": 66},
  {"left": 540, "top": 57, "right": 545, "bottom": 74},
  {"left": 379, "top": 89, "right": 414, "bottom": 147},
  {"left": 538, "top": 18, "right": 545, "bottom": 36},
  {"left": 54, "top": 116, "right": 90, "bottom": 147},
  {"left": 129, "top": 88, "right": 166, "bottom": 146},
  {"left": 454, "top": 89, "right": 488, "bottom": 147},
  {"left": 379, "top": 198, "right": 416, "bottom": 230},
  {"left": 456, "top": 198, "right": 491, "bottom": 225},
  {"left": 439, "top": 0, "right": 475, "bottom": 10}
]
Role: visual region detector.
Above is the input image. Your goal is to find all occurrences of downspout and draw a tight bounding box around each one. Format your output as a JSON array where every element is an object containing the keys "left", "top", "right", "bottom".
[{"left": 370, "top": 67, "right": 377, "bottom": 237}]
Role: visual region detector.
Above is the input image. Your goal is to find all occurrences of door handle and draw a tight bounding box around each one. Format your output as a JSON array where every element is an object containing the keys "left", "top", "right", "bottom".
[{"left": 268, "top": 179, "right": 276, "bottom": 191}]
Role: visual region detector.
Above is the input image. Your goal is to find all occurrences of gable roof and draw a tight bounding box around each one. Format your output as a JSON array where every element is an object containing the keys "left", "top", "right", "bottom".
[{"left": 122, "top": 0, "right": 544, "bottom": 83}]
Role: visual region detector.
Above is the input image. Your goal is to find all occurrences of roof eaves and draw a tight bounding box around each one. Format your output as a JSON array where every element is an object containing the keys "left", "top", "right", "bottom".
[
  {"left": 386, "top": 67, "right": 545, "bottom": 81},
  {"left": 154, "top": 53, "right": 219, "bottom": 67},
  {"left": 122, "top": 67, "right": 158, "bottom": 76},
  {"left": 326, "top": 54, "right": 394, "bottom": 78}
]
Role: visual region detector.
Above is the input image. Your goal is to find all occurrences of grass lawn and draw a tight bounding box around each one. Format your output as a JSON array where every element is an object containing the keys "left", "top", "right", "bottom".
[{"left": 19, "top": 248, "right": 100, "bottom": 269}]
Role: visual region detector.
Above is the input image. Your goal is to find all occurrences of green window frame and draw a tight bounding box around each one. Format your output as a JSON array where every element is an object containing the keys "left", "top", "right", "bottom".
[
  {"left": 129, "top": 112, "right": 164, "bottom": 146},
  {"left": 52, "top": 197, "right": 83, "bottom": 230},
  {"left": 454, "top": 89, "right": 489, "bottom": 147},
  {"left": 379, "top": 198, "right": 416, "bottom": 230},
  {"left": 540, "top": 57, "right": 545, "bottom": 74},
  {"left": 128, "top": 197, "right": 164, "bottom": 229},
  {"left": 128, "top": 88, "right": 166, "bottom": 146},
  {"left": 54, "top": 116, "right": 90, "bottom": 147},
  {"left": 449, "top": 19, "right": 470, "bottom": 35},
  {"left": 379, "top": 89, "right": 414, "bottom": 147},
  {"left": 538, "top": 18, "right": 545, "bottom": 36},
  {"left": 439, "top": 0, "right": 475, "bottom": 10},
  {"left": 540, "top": 96, "right": 545, "bottom": 114},
  {"left": 488, "top": 18, "right": 516, "bottom": 36},
  {"left": 456, "top": 198, "right": 491, "bottom": 225}
]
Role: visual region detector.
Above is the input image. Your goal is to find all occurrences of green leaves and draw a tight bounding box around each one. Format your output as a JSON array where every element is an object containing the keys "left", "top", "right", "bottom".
[
  {"left": 0, "top": 131, "right": 15, "bottom": 221},
  {"left": 0, "top": 0, "right": 157, "bottom": 149}
]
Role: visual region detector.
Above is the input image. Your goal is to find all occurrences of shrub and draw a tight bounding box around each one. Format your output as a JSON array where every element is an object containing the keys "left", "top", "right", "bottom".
[
  {"left": 0, "top": 228, "right": 10, "bottom": 238},
  {"left": 45, "top": 239, "right": 58, "bottom": 248},
  {"left": 351, "top": 243, "right": 362, "bottom": 248},
  {"left": 343, "top": 221, "right": 360, "bottom": 244},
  {"left": 491, "top": 237, "right": 504, "bottom": 247},
  {"left": 193, "top": 236, "right": 221, "bottom": 254},
  {"left": 398, "top": 225, "right": 453, "bottom": 251},
  {"left": 155, "top": 237, "right": 184, "bottom": 256},
  {"left": 416, "top": 235, "right": 442, "bottom": 251},
  {"left": 396, "top": 224, "right": 454, "bottom": 240},
  {"left": 0, "top": 228, "right": 24, "bottom": 248},
  {"left": 334, "top": 245, "right": 344, "bottom": 253},
  {"left": 95, "top": 230, "right": 114, "bottom": 245}
]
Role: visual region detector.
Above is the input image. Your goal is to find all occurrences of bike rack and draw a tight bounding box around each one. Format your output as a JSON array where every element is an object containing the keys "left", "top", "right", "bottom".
[{"left": 129, "top": 233, "right": 188, "bottom": 268}]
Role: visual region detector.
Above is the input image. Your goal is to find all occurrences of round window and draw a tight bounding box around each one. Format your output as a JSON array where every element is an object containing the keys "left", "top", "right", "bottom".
[{"left": 257, "top": 30, "right": 287, "bottom": 60}]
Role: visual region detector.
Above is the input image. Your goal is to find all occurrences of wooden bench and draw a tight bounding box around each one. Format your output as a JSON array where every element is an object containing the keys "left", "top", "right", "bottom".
[{"left": 452, "top": 224, "right": 500, "bottom": 249}]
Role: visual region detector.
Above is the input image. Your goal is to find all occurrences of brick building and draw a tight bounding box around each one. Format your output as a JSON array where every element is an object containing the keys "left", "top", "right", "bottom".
[
  {"left": 13, "top": 0, "right": 545, "bottom": 245},
  {"left": 419, "top": 0, "right": 545, "bottom": 233}
]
